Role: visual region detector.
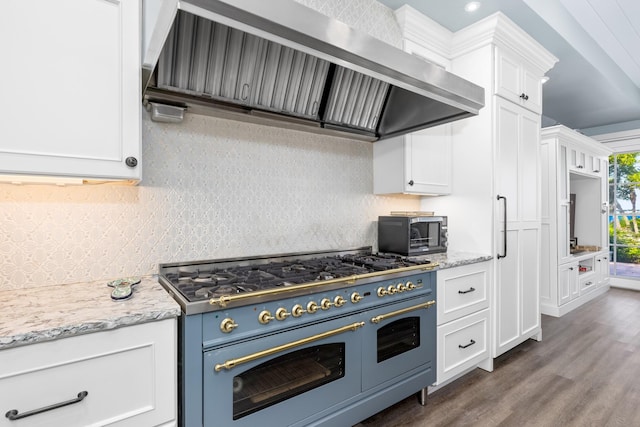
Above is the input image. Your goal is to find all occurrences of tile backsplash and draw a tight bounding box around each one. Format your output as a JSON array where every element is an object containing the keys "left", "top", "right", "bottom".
[{"left": 0, "top": 0, "right": 417, "bottom": 290}]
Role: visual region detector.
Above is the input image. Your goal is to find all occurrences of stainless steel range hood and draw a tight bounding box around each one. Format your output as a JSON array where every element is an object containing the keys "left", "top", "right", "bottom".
[{"left": 142, "top": 0, "right": 485, "bottom": 141}]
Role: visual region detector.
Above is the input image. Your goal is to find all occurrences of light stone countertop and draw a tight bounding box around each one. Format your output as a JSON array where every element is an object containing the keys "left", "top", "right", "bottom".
[
  {"left": 409, "top": 250, "right": 493, "bottom": 269},
  {"left": 0, "top": 276, "right": 181, "bottom": 350}
]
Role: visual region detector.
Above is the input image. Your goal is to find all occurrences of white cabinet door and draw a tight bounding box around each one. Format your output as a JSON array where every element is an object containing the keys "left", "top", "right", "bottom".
[
  {"left": 494, "top": 97, "right": 541, "bottom": 356},
  {"left": 596, "top": 253, "right": 610, "bottom": 286},
  {"left": 0, "top": 320, "right": 176, "bottom": 427},
  {"left": 495, "top": 48, "right": 542, "bottom": 114},
  {"left": 0, "top": 0, "right": 141, "bottom": 182},
  {"left": 373, "top": 125, "right": 452, "bottom": 195},
  {"left": 406, "top": 125, "right": 452, "bottom": 195},
  {"left": 558, "top": 262, "right": 578, "bottom": 305}
]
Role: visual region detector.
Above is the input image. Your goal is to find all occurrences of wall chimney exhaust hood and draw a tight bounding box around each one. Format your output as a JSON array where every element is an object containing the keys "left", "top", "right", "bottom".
[{"left": 142, "top": 0, "right": 485, "bottom": 141}]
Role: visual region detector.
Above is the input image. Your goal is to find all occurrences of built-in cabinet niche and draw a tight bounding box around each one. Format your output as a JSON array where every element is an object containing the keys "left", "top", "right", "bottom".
[
  {"left": 540, "top": 125, "right": 612, "bottom": 317},
  {"left": 570, "top": 173, "right": 603, "bottom": 251}
]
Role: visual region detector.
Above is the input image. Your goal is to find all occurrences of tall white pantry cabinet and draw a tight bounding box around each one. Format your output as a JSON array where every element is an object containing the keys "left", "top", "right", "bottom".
[{"left": 421, "top": 13, "right": 557, "bottom": 358}]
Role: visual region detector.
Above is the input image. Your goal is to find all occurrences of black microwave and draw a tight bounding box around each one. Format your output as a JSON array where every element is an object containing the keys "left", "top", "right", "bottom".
[{"left": 378, "top": 215, "right": 448, "bottom": 256}]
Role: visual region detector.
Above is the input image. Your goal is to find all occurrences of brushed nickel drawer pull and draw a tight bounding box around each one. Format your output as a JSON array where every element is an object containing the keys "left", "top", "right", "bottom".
[
  {"left": 5, "top": 391, "right": 88, "bottom": 420},
  {"left": 458, "top": 287, "right": 476, "bottom": 294},
  {"left": 214, "top": 322, "right": 364, "bottom": 372},
  {"left": 458, "top": 339, "right": 476, "bottom": 349}
]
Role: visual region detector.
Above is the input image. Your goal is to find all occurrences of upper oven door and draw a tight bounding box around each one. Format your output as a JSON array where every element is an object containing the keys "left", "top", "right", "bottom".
[
  {"left": 202, "top": 314, "right": 363, "bottom": 427},
  {"left": 361, "top": 280, "right": 437, "bottom": 390}
]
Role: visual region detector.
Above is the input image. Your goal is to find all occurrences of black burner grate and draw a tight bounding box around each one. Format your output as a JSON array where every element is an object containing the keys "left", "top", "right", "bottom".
[{"left": 163, "top": 253, "right": 428, "bottom": 302}]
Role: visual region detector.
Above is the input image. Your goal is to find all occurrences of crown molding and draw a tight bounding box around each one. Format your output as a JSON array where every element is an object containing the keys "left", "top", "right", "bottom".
[
  {"left": 393, "top": 5, "right": 452, "bottom": 59},
  {"left": 452, "top": 12, "right": 558, "bottom": 73},
  {"left": 542, "top": 125, "right": 613, "bottom": 155}
]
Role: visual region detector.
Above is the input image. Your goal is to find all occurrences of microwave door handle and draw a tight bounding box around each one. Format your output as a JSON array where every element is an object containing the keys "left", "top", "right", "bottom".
[{"left": 497, "top": 195, "right": 507, "bottom": 259}]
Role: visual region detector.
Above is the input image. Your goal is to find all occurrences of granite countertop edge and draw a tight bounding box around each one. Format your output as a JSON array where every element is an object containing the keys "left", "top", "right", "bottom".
[
  {"left": 421, "top": 250, "right": 493, "bottom": 269},
  {"left": 0, "top": 276, "right": 181, "bottom": 351}
]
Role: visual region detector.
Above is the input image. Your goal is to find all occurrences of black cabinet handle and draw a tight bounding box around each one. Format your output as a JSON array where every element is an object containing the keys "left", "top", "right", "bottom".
[
  {"left": 519, "top": 93, "right": 529, "bottom": 100},
  {"left": 459, "top": 339, "right": 476, "bottom": 349},
  {"left": 497, "top": 195, "right": 507, "bottom": 259},
  {"left": 125, "top": 156, "right": 138, "bottom": 168},
  {"left": 458, "top": 287, "right": 476, "bottom": 294},
  {"left": 5, "top": 391, "right": 88, "bottom": 421},
  {"left": 408, "top": 180, "right": 414, "bottom": 186}
]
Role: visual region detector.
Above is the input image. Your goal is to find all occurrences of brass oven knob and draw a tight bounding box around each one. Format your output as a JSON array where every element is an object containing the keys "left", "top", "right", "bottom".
[
  {"left": 387, "top": 285, "right": 397, "bottom": 295},
  {"left": 275, "top": 307, "right": 290, "bottom": 320},
  {"left": 307, "top": 301, "right": 319, "bottom": 314},
  {"left": 397, "top": 283, "right": 407, "bottom": 292},
  {"left": 291, "top": 304, "right": 306, "bottom": 317},
  {"left": 377, "top": 287, "right": 388, "bottom": 297},
  {"left": 351, "top": 292, "right": 363, "bottom": 303},
  {"left": 320, "top": 298, "right": 333, "bottom": 310},
  {"left": 258, "top": 310, "right": 275, "bottom": 324},
  {"left": 334, "top": 295, "right": 346, "bottom": 307},
  {"left": 406, "top": 281, "right": 416, "bottom": 290},
  {"left": 220, "top": 318, "right": 238, "bottom": 333}
]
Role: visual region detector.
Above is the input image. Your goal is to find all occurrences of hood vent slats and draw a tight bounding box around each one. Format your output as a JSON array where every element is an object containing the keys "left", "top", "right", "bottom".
[
  {"left": 157, "top": 11, "right": 332, "bottom": 121},
  {"left": 325, "top": 68, "right": 389, "bottom": 131},
  {"left": 142, "top": 0, "right": 485, "bottom": 140}
]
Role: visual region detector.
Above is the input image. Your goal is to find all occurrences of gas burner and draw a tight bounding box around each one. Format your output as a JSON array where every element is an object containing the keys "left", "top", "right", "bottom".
[
  {"left": 316, "top": 271, "right": 337, "bottom": 280},
  {"left": 162, "top": 250, "right": 435, "bottom": 302}
]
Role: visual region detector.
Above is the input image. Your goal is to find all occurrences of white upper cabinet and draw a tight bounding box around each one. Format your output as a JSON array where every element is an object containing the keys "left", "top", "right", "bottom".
[
  {"left": 373, "top": 126, "right": 452, "bottom": 195},
  {"left": 495, "top": 47, "right": 543, "bottom": 114},
  {"left": 0, "top": 0, "right": 141, "bottom": 183}
]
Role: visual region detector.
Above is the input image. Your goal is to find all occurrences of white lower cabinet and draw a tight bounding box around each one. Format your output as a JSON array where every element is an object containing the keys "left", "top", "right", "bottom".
[
  {"left": 0, "top": 319, "right": 176, "bottom": 427},
  {"left": 436, "top": 262, "right": 491, "bottom": 385}
]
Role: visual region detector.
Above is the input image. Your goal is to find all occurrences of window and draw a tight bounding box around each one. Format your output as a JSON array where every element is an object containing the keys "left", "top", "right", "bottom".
[{"left": 609, "top": 152, "right": 640, "bottom": 279}]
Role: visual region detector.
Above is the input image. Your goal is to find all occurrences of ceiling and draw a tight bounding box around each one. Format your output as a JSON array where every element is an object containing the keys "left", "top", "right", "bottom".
[{"left": 376, "top": 0, "right": 640, "bottom": 136}]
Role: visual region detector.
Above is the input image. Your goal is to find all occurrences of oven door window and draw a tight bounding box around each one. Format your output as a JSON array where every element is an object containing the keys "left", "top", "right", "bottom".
[
  {"left": 361, "top": 294, "right": 436, "bottom": 391},
  {"left": 232, "top": 344, "right": 345, "bottom": 420},
  {"left": 377, "top": 317, "right": 420, "bottom": 362}
]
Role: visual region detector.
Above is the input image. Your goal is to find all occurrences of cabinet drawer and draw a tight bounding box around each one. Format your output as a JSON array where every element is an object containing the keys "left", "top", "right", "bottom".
[
  {"left": 579, "top": 273, "right": 598, "bottom": 295},
  {"left": 437, "top": 262, "right": 489, "bottom": 325},
  {"left": 0, "top": 320, "right": 176, "bottom": 427},
  {"left": 437, "top": 309, "right": 490, "bottom": 384}
]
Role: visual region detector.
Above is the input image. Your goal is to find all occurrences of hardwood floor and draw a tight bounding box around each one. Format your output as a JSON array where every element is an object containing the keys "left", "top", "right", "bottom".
[{"left": 358, "top": 288, "right": 640, "bottom": 427}]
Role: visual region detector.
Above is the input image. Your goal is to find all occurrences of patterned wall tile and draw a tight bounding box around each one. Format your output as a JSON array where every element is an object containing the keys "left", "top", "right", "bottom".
[{"left": 0, "top": 1, "right": 418, "bottom": 291}]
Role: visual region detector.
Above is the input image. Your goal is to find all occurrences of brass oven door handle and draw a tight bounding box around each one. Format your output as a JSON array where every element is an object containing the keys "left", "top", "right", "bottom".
[
  {"left": 214, "top": 321, "right": 365, "bottom": 372},
  {"left": 370, "top": 300, "right": 435, "bottom": 324}
]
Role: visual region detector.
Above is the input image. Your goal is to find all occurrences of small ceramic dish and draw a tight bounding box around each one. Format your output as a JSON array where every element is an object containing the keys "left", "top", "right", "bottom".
[
  {"left": 110, "top": 283, "right": 133, "bottom": 301},
  {"left": 107, "top": 277, "right": 141, "bottom": 288}
]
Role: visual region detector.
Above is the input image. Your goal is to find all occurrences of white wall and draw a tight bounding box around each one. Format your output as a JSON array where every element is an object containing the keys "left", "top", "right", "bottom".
[{"left": 0, "top": 0, "right": 419, "bottom": 291}]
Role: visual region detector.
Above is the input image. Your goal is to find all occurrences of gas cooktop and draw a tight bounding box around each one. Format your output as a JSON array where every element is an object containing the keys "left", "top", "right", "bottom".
[{"left": 161, "top": 249, "right": 429, "bottom": 303}]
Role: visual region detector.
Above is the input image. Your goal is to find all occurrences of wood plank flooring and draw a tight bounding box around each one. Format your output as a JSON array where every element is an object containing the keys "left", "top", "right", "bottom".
[{"left": 357, "top": 288, "right": 640, "bottom": 427}]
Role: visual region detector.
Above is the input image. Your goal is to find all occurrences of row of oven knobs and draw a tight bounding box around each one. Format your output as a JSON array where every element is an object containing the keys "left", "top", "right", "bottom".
[
  {"left": 257, "top": 293, "right": 363, "bottom": 325},
  {"left": 377, "top": 281, "right": 417, "bottom": 297}
]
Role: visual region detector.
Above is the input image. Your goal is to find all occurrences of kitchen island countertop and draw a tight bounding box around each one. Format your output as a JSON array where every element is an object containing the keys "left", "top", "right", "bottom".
[{"left": 0, "top": 276, "right": 180, "bottom": 350}]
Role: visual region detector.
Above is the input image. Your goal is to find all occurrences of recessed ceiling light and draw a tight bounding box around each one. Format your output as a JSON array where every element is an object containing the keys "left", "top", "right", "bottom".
[{"left": 465, "top": 2, "right": 481, "bottom": 12}]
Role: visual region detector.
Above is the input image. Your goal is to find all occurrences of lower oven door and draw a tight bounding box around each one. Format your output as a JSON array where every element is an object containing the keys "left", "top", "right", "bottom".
[
  {"left": 202, "top": 314, "right": 364, "bottom": 427},
  {"left": 361, "top": 294, "right": 437, "bottom": 391}
]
